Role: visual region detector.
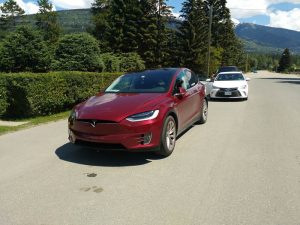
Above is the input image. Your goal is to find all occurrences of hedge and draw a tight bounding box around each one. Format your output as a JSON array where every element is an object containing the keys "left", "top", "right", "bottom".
[{"left": 0, "top": 71, "right": 122, "bottom": 118}]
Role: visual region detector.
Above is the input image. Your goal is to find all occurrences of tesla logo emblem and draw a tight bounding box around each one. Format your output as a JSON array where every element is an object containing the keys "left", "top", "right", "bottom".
[{"left": 90, "top": 120, "right": 97, "bottom": 128}]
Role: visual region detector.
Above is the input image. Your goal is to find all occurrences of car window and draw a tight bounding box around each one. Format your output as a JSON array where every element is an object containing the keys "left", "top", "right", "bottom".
[
  {"left": 188, "top": 71, "right": 198, "bottom": 87},
  {"left": 105, "top": 71, "right": 174, "bottom": 93},
  {"left": 216, "top": 73, "right": 245, "bottom": 81},
  {"left": 177, "top": 71, "right": 190, "bottom": 90}
]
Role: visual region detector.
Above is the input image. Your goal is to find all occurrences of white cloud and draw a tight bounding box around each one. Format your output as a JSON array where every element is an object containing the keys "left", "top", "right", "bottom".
[
  {"left": 227, "top": 0, "right": 300, "bottom": 19},
  {"left": 51, "top": 0, "right": 93, "bottom": 9},
  {"left": 15, "top": 0, "right": 39, "bottom": 14},
  {"left": 269, "top": 8, "right": 300, "bottom": 31}
]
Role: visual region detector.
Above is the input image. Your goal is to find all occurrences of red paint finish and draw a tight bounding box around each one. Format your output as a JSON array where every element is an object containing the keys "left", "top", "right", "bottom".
[{"left": 68, "top": 68, "right": 206, "bottom": 151}]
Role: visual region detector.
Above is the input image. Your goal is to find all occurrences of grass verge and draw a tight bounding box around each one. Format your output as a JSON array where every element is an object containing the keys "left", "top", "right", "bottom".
[{"left": 0, "top": 111, "right": 70, "bottom": 136}]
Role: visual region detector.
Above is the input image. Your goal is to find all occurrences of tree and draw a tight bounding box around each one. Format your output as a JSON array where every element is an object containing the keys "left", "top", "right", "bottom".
[
  {"left": 0, "top": 26, "right": 51, "bottom": 72},
  {"left": 155, "top": 0, "right": 174, "bottom": 67},
  {"left": 178, "top": 0, "right": 207, "bottom": 73},
  {"left": 52, "top": 33, "right": 104, "bottom": 72},
  {"left": 0, "top": 0, "right": 25, "bottom": 27},
  {"left": 90, "top": 0, "right": 111, "bottom": 51},
  {"left": 203, "top": 0, "right": 243, "bottom": 67},
  {"left": 278, "top": 48, "right": 291, "bottom": 72},
  {"left": 36, "top": 0, "right": 61, "bottom": 43}
]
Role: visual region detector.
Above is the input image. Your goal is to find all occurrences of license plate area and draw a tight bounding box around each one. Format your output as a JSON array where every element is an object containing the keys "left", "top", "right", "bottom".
[{"left": 225, "top": 91, "right": 232, "bottom": 96}]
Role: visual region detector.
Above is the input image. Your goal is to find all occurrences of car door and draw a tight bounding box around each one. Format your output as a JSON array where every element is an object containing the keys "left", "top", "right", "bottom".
[
  {"left": 173, "top": 70, "right": 195, "bottom": 132},
  {"left": 186, "top": 70, "right": 202, "bottom": 121}
]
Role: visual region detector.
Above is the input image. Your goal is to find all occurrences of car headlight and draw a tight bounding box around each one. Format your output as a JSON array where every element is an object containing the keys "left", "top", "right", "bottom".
[
  {"left": 212, "top": 85, "right": 220, "bottom": 89},
  {"left": 126, "top": 110, "right": 159, "bottom": 122},
  {"left": 240, "top": 85, "right": 247, "bottom": 89},
  {"left": 69, "top": 109, "right": 77, "bottom": 124}
]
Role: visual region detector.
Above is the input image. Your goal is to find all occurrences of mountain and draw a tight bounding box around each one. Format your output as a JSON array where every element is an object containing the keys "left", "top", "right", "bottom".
[
  {"left": 235, "top": 23, "right": 300, "bottom": 54},
  {"left": 4, "top": 9, "right": 300, "bottom": 54}
]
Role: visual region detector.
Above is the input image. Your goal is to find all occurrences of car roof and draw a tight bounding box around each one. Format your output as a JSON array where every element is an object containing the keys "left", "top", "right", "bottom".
[{"left": 217, "top": 71, "right": 243, "bottom": 75}]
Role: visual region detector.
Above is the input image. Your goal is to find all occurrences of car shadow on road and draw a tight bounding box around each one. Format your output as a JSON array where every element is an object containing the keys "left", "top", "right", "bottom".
[
  {"left": 55, "top": 143, "right": 164, "bottom": 167},
  {"left": 258, "top": 77, "right": 300, "bottom": 85},
  {"left": 208, "top": 98, "right": 246, "bottom": 102}
]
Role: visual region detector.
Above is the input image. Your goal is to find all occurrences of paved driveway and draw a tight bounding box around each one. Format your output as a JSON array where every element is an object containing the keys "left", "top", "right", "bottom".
[{"left": 0, "top": 71, "right": 300, "bottom": 225}]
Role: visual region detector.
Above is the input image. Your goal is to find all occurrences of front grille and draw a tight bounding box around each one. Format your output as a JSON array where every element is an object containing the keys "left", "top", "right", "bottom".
[
  {"left": 75, "top": 140, "right": 126, "bottom": 150},
  {"left": 220, "top": 88, "right": 238, "bottom": 91},
  {"left": 216, "top": 89, "right": 241, "bottom": 97},
  {"left": 77, "top": 119, "right": 117, "bottom": 124}
]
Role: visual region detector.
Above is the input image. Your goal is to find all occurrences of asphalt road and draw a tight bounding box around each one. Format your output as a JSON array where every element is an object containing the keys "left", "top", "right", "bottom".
[{"left": 0, "top": 71, "right": 300, "bottom": 225}]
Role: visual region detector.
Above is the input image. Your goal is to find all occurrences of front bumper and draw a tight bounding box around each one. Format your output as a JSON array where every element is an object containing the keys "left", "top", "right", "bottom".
[
  {"left": 68, "top": 118, "right": 162, "bottom": 151},
  {"left": 210, "top": 88, "right": 248, "bottom": 99}
]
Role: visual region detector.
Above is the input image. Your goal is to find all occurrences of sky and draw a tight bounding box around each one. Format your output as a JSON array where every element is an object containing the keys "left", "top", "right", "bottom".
[{"left": 1, "top": 0, "right": 300, "bottom": 31}]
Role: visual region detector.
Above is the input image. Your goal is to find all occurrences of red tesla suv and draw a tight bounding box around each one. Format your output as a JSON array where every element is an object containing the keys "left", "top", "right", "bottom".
[{"left": 68, "top": 68, "right": 208, "bottom": 156}]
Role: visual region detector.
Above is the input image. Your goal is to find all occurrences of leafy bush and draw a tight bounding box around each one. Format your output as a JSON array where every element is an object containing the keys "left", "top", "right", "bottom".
[
  {"left": 0, "top": 75, "right": 8, "bottom": 117},
  {"left": 0, "top": 71, "right": 122, "bottom": 118},
  {"left": 100, "top": 53, "right": 120, "bottom": 72},
  {"left": 52, "top": 33, "right": 104, "bottom": 72},
  {"left": 100, "top": 52, "right": 145, "bottom": 73},
  {"left": 0, "top": 26, "right": 51, "bottom": 72},
  {"left": 119, "top": 52, "right": 145, "bottom": 72}
]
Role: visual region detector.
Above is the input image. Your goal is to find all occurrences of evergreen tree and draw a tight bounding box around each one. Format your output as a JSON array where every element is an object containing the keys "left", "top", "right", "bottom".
[
  {"left": 36, "top": 0, "right": 61, "bottom": 43},
  {"left": 0, "top": 26, "right": 51, "bottom": 72},
  {"left": 90, "top": 0, "right": 111, "bottom": 51},
  {"left": 178, "top": 0, "right": 207, "bottom": 73},
  {"left": 0, "top": 0, "right": 25, "bottom": 32},
  {"left": 278, "top": 48, "right": 291, "bottom": 72},
  {"left": 155, "top": 0, "right": 174, "bottom": 67},
  {"left": 203, "top": 0, "right": 243, "bottom": 67}
]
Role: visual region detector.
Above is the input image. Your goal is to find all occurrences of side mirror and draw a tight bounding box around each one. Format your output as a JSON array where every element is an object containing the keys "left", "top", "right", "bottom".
[
  {"left": 246, "top": 78, "right": 251, "bottom": 81},
  {"left": 175, "top": 87, "right": 186, "bottom": 99}
]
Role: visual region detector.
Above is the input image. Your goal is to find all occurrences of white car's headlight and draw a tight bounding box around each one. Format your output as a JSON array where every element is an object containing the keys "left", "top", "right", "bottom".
[
  {"left": 240, "top": 85, "right": 247, "bottom": 89},
  {"left": 126, "top": 110, "right": 159, "bottom": 122},
  {"left": 212, "top": 85, "right": 220, "bottom": 89}
]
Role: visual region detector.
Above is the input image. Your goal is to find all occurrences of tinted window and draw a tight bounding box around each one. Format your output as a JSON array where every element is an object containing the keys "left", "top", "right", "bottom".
[
  {"left": 217, "top": 66, "right": 238, "bottom": 73},
  {"left": 105, "top": 70, "right": 175, "bottom": 93},
  {"left": 216, "top": 73, "right": 245, "bottom": 81},
  {"left": 188, "top": 71, "right": 198, "bottom": 87}
]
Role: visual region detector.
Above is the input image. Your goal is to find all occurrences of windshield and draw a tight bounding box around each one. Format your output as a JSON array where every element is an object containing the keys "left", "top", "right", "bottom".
[
  {"left": 216, "top": 73, "right": 245, "bottom": 81},
  {"left": 218, "top": 66, "right": 238, "bottom": 73},
  {"left": 105, "top": 71, "right": 174, "bottom": 93}
]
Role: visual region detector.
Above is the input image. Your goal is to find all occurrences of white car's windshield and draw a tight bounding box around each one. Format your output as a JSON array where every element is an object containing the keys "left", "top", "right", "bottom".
[{"left": 216, "top": 73, "right": 245, "bottom": 81}]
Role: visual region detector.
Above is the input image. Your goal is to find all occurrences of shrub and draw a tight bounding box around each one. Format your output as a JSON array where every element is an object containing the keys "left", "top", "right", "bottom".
[
  {"left": 100, "top": 53, "right": 120, "bottom": 72},
  {"left": 52, "top": 33, "right": 104, "bottom": 72},
  {"left": 0, "top": 75, "right": 8, "bottom": 117},
  {"left": 0, "top": 26, "right": 51, "bottom": 72},
  {"left": 119, "top": 52, "right": 145, "bottom": 72},
  {"left": 100, "top": 52, "right": 145, "bottom": 73},
  {"left": 0, "top": 71, "right": 122, "bottom": 118}
]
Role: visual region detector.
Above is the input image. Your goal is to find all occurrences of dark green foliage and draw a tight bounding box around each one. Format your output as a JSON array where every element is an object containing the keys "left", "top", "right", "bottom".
[
  {"left": 0, "top": 26, "right": 51, "bottom": 72},
  {"left": 178, "top": 0, "right": 207, "bottom": 73},
  {"left": 100, "top": 52, "right": 145, "bottom": 72},
  {"left": 0, "top": 72, "right": 122, "bottom": 118},
  {"left": 0, "top": 0, "right": 25, "bottom": 27},
  {"left": 0, "top": 75, "right": 8, "bottom": 117},
  {"left": 100, "top": 53, "right": 120, "bottom": 72},
  {"left": 90, "top": 0, "right": 110, "bottom": 51},
  {"left": 278, "top": 48, "right": 292, "bottom": 72},
  {"left": 119, "top": 52, "right": 145, "bottom": 72},
  {"left": 36, "top": 0, "right": 61, "bottom": 43},
  {"left": 52, "top": 33, "right": 104, "bottom": 72}
]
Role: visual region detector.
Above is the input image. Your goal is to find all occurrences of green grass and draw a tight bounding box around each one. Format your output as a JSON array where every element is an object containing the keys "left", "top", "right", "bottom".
[{"left": 0, "top": 111, "right": 70, "bottom": 136}]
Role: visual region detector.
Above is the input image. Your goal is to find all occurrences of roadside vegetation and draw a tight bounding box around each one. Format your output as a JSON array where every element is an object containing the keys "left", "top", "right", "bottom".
[
  {"left": 0, "top": 111, "right": 70, "bottom": 136},
  {"left": 0, "top": 0, "right": 299, "bottom": 126}
]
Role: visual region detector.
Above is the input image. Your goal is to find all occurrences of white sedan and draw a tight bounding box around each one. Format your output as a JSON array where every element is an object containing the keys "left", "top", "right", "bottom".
[{"left": 206, "top": 72, "right": 250, "bottom": 100}]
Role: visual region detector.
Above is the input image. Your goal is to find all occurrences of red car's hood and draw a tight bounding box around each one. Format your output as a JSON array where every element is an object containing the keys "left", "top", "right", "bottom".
[{"left": 76, "top": 93, "right": 166, "bottom": 122}]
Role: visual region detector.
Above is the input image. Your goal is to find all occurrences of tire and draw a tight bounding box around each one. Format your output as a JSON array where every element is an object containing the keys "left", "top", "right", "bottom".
[
  {"left": 198, "top": 99, "right": 208, "bottom": 124},
  {"left": 157, "top": 116, "right": 177, "bottom": 157}
]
